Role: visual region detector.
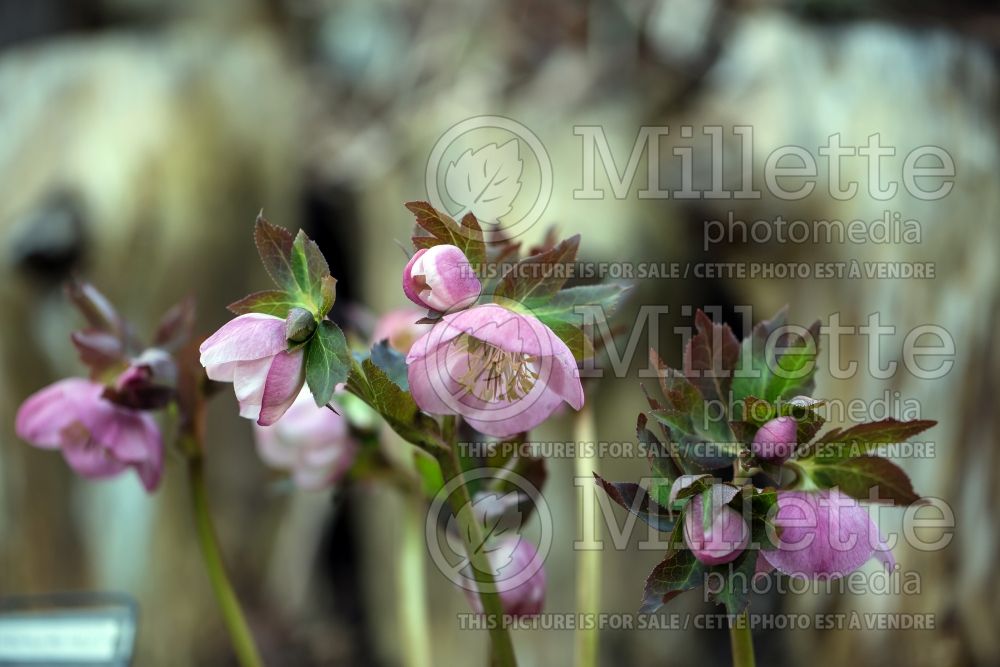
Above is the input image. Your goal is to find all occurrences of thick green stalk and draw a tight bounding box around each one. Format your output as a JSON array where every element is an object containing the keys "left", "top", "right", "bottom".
[
  {"left": 729, "top": 612, "right": 756, "bottom": 667},
  {"left": 574, "top": 403, "right": 600, "bottom": 667},
  {"left": 436, "top": 416, "right": 518, "bottom": 667}
]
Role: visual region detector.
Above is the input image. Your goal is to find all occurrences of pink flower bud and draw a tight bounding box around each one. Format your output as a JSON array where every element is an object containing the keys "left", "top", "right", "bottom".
[
  {"left": 402, "top": 245, "right": 482, "bottom": 312},
  {"left": 15, "top": 378, "right": 164, "bottom": 492},
  {"left": 464, "top": 537, "right": 546, "bottom": 617},
  {"left": 199, "top": 313, "right": 306, "bottom": 425},
  {"left": 752, "top": 416, "right": 798, "bottom": 462},
  {"left": 683, "top": 487, "right": 750, "bottom": 565},
  {"left": 254, "top": 390, "right": 357, "bottom": 489}
]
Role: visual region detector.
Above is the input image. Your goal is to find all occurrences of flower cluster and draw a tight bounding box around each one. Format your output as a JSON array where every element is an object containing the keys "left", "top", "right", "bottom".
[
  {"left": 597, "top": 308, "right": 935, "bottom": 614},
  {"left": 14, "top": 282, "right": 186, "bottom": 492}
]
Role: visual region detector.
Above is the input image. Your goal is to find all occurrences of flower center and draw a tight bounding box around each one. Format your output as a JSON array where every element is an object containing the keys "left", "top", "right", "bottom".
[{"left": 455, "top": 335, "right": 539, "bottom": 403}]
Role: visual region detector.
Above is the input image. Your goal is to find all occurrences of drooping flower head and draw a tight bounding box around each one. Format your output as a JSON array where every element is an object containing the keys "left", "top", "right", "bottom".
[
  {"left": 16, "top": 377, "right": 163, "bottom": 491},
  {"left": 254, "top": 389, "right": 358, "bottom": 489},
  {"left": 199, "top": 313, "right": 306, "bottom": 426},
  {"left": 406, "top": 304, "right": 583, "bottom": 437},
  {"left": 761, "top": 489, "right": 895, "bottom": 578}
]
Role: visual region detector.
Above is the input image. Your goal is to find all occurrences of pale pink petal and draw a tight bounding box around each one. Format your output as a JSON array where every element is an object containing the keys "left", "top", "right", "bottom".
[
  {"left": 401, "top": 249, "right": 428, "bottom": 307},
  {"left": 258, "top": 349, "right": 306, "bottom": 426},
  {"left": 15, "top": 378, "right": 98, "bottom": 449},
  {"left": 761, "top": 490, "right": 894, "bottom": 578},
  {"left": 254, "top": 389, "right": 357, "bottom": 488},
  {"left": 199, "top": 313, "right": 287, "bottom": 371},
  {"left": 406, "top": 304, "right": 584, "bottom": 436},
  {"left": 60, "top": 423, "right": 127, "bottom": 479},
  {"left": 232, "top": 357, "right": 273, "bottom": 420}
]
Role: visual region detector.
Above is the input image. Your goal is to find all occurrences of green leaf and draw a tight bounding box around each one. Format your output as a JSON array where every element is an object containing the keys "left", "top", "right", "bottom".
[
  {"left": 802, "top": 455, "right": 922, "bottom": 505},
  {"left": 227, "top": 290, "right": 302, "bottom": 318},
  {"left": 369, "top": 340, "right": 409, "bottom": 391},
  {"left": 705, "top": 548, "right": 758, "bottom": 615},
  {"left": 683, "top": 310, "right": 740, "bottom": 406},
  {"left": 801, "top": 418, "right": 937, "bottom": 461},
  {"left": 731, "top": 307, "right": 821, "bottom": 404},
  {"left": 522, "top": 284, "right": 631, "bottom": 362},
  {"left": 640, "top": 522, "right": 705, "bottom": 613},
  {"left": 347, "top": 357, "right": 441, "bottom": 451},
  {"left": 640, "top": 413, "right": 683, "bottom": 486},
  {"left": 650, "top": 407, "right": 738, "bottom": 472},
  {"left": 407, "top": 201, "right": 486, "bottom": 265},
  {"left": 305, "top": 320, "right": 351, "bottom": 406},
  {"left": 593, "top": 473, "right": 675, "bottom": 533},
  {"left": 254, "top": 213, "right": 297, "bottom": 292},
  {"left": 494, "top": 235, "right": 580, "bottom": 303},
  {"left": 319, "top": 275, "right": 337, "bottom": 317},
  {"left": 290, "top": 230, "right": 331, "bottom": 312}
]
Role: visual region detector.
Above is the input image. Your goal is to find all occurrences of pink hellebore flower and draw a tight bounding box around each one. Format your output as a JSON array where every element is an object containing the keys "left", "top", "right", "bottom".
[
  {"left": 464, "top": 537, "right": 546, "bottom": 617},
  {"left": 199, "top": 313, "right": 306, "bottom": 426},
  {"left": 372, "top": 308, "right": 432, "bottom": 354},
  {"left": 16, "top": 378, "right": 163, "bottom": 491},
  {"left": 761, "top": 490, "right": 895, "bottom": 578},
  {"left": 406, "top": 304, "right": 583, "bottom": 437},
  {"left": 683, "top": 485, "right": 750, "bottom": 565},
  {"left": 254, "top": 389, "right": 358, "bottom": 490},
  {"left": 402, "top": 245, "right": 482, "bottom": 312},
  {"left": 752, "top": 416, "right": 798, "bottom": 463}
]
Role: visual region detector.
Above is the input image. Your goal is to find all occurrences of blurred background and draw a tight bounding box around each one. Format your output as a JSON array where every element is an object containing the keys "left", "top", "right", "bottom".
[{"left": 1, "top": 0, "right": 997, "bottom": 664}]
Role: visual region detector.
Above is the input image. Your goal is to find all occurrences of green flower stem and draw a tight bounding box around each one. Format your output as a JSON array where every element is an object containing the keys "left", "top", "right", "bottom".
[
  {"left": 436, "top": 416, "right": 518, "bottom": 667},
  {"left": 184, "top": 439, "right": 264, "bottom": 667},
  {"left": 729, "top": 612, "right": 756, "bottom": 667},
  {"left": 573, "top": 402, "right": 600, "bottom": 667}
]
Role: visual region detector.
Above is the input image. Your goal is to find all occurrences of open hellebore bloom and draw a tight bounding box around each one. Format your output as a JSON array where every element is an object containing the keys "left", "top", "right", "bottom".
[
  {"left": 402, "top": 244, "right": 482, "bottom": 312},
  {"left": 761, "top": 490, "right": 894, "bottom": 578},
  {"left": 752, "top": 416, "right": 798, "bottom": 463},
  {"left": 406, "top": 304, "right": 583, "bottom": 437},
  {"left": 254, "top": 389, "right": 358, "bottom": 490},
  {"left": 372, "top": 308, "right": 432, "bottom": 354},
  {"left": 683, "top": 486, "right": 750, "bottom": 565},
  {"left": 199, "top": 313, "right": 307, "bottom": 426},
  {"left": 16, "top": 378, "right": 163, "bottom": 491},
  {"left": 463, "top": 537, "right": 546, "bottom": 617}
]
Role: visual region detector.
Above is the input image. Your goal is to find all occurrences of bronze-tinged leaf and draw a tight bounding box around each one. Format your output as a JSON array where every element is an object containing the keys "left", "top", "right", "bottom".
[
  {"left": 71, "top": 329, "right": 124, "bottom": 374},
  {"left": 593, "top": 472, "right": 675, "bottom": 533},
  {"left": 803, "top": 418, "right": 937, "bottom": 460},
  {"left": 253, "top": 213, "right": 297, "bottom": 292},
  {"left": 649, "top": 349, "right": 701, "bottom": 413},
  {"left": 494, "top": 234, "right": 580, "bottom": 303},
  {"left": 640, "top": 522, "right": 704, "bottom": 613},
  {"left": 805, "top": 455, "right": 922, "bottom": 505},
  {"left": 405, "top": 200, "right": 486, "bottom": 265},
  {"left": 682, "top": 310, "right": 740, "bottom": 406},
  {"left": 154, "top": 296, "right": 196, "bottom": 349},
  {"left": 227, "top": 290, "right": 301, "bottom": 318}
]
